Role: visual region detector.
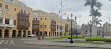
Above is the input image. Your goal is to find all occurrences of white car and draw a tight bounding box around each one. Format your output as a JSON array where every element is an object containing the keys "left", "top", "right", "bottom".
[{"left": 28, "top": 34, "right": 36, "bottom": 37}]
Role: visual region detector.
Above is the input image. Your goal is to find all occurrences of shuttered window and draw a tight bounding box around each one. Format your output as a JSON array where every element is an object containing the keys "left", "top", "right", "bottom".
[
  {"left": 0, "top": 3, "right": 2, "bottom": 7},
  {"left": 0, "top": 18, "right": 2, "bottom": 23}
]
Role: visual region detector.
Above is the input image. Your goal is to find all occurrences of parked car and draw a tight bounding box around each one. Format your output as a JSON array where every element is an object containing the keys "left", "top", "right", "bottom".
[{"left": 28, "top": 34, "right": 36, "bottom": 37}]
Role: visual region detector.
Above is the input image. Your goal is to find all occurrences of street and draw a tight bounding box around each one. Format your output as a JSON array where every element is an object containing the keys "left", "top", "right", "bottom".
[
  {"left": 0, "top": 44, "right": 107, "bottom": 49},
  {"left": 0, "top": 38, "right": 109, "bottom": 49}
]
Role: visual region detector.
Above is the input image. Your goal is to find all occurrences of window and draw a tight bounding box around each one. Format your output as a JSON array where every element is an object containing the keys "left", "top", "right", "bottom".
[
  {"left": 41, "top": 18, "right": 42, "bottom": 20},
  {"left": 55, "top": 32, "right": 56, "bottom": 36},
  {"left": 86, "top": 30, "right": 87, "bottom": 32},
  {"left": 57, "top": 25, "right": 58, "bottom": 29},
  {"left": 44, "top": 25, "right": 47, "bottom": 28},
  {"left": 40, "top": 25, "right": 42, "bottom": 28},
  {"left": 53, "top": 32, "right": 54, "bottom": 36},
  {"left": 5, "top": 5, "right": 8, "bottom": 9},
  {"left": 0, "top": 18, "right": 2, "bottom": 23},
  {"left": 14, "top": 20, "right": 16, "bottom": 25},
  {"left": 57, "top": 32, "right": 58, "bottom": 36},
  {"left": 5, "top": 19, "right": 9, "bottom": 24},
  {"left": 14, "top": 8, "right": 16, "bottom": 11},
  {"left": 60, "top": 26, "right": 62, "bottom": 30},
  {"left": 49, "top": 32, "right": 50, "bottom": 36},
  {"left": 0, "top": 3, "right": 2, "bottom": 7},
  {"left": 36, "top": 18, "right": 37, "bottom": 20},
  {"left": 45, "top": 18, "right": 46, "bottom": 20}
]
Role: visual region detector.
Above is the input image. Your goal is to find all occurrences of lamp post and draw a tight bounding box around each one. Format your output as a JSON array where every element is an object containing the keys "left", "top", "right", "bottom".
[
  {"left": 42, "top": 23, "right": 45, "bottom": 39},
  {"left": 102, "top": 26, "right": 104, "bottom": 38},
  {"left": 70, "top": 13, "right": 73, "bottom": 43},
  {"left": 75, "top": 16, "right": 77, "bottom": 39}
]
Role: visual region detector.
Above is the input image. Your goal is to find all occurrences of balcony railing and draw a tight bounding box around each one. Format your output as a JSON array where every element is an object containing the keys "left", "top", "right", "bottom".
[{"left": 0, "top": 23, "right": 14, "bottom": 27}]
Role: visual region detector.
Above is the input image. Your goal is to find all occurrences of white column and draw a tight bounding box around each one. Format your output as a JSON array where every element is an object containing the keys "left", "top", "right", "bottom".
[
  {"left": 3, "top": 18, "right": 5, "bottom": 24},
  {"left": 10, "top": 18, "right": 13, "bottom": 25},
  {"left": 92, "top": 16, "right": 97, "bottom": 37}
]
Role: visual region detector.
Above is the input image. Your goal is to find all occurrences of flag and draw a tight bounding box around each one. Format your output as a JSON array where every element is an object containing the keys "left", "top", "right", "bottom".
[
  {"left": 64, "top": 12, "right": 66, "bottom": 15},
  {"left": 59, "top": 10, "right": 61, "bottom": 14}
]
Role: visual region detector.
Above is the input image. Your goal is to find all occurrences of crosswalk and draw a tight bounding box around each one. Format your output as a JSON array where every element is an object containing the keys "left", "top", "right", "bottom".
[{"left": 0, "top": 40, "right": 14, "bottom": 45}]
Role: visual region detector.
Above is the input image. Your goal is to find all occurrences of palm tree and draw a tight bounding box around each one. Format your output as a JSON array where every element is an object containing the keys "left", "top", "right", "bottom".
[
  {"left": 85, "top": 0, "right": 102, "bottom": 11},
  {"left": 84, "top": 0, "right": 102, "bottom": 37},
  {"left": 95, "top": 18, "right": 102, "bottom": 26},
  {"left": 90, "top": 9, "right": 101, "bottom": 17}
]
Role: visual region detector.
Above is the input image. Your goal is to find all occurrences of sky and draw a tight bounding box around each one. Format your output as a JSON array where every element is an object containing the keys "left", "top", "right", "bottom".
[{"left": 19, "top": 0, "right": 111, "bottom": 26}]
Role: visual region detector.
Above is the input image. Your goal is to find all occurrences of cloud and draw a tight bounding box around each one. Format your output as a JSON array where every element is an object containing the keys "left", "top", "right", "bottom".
[{"left": 19, "top": 0, "right": 111, "bottom": 26}]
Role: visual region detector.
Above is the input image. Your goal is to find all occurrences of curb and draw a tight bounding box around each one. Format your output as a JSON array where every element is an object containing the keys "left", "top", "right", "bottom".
[{"left": 25, "top": 43, "right": 111, "bottom": 49}]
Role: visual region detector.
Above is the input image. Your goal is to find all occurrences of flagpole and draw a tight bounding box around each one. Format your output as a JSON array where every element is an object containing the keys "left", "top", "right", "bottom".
[{"left": 60, "top": 0, "right": 63, "bottom": 36}]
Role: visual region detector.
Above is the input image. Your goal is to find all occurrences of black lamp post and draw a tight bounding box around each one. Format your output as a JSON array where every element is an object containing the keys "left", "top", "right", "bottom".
[
  {"left": 75, "top": 16, "right": 77, "bottom": 39},
  {"left": 102, "top": 27, "right": 104, "bottom": 38},
  {"left": 42, "top": 23, "right": 45, "bottom": 39},
  {"left": 70, "top": 13, "right": 73, "bottom": 43}
]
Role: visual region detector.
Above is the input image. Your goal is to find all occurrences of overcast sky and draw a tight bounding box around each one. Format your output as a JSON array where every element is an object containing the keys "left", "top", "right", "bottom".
[{"left": 19, "top": 0, "right": 111, "bottom": 26}]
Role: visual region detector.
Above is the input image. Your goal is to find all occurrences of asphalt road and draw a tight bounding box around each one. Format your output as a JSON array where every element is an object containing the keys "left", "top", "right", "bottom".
[
  {"left": 0, "top": 44, "right": 109, "bottom": 49},
  {"left": 0, "top": 38, "right": 109, "bottom": 49}
]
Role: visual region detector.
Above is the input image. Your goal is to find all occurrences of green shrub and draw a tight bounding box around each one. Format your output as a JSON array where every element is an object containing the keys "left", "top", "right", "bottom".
[
  {"left": 104, "top": 35, "right": 111, "bottom": 36},
  {"left": 86, "top": 38, "right": 111, "bottom": 42},
  {"left": 62, "top": 35, "right": 82, "bottom": 38}
]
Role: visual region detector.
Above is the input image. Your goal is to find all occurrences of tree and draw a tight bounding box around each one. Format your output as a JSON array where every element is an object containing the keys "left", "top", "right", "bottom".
[
  {"left": 84, "top": 0, "right": 102, "bottom": 37},
  {"left": 95, "top": 18, "right": 102, "bottom": 26},
  {"left": 89, "top": 9, "right": 101, "bottom": 17},
  {"left": 85, "top": 0, "right": 102, "bottom": 10}
]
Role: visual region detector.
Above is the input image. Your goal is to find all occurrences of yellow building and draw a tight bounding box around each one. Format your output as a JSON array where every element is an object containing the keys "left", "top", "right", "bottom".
[
  {"left": 32, "top": 10, "right": 73, "bottom": 36},
  {"left": 0, "top": 0, "right": 32, "bottom": 38},
  {"left": 0, "top": 0, "right": 77, "bottom": 38}
]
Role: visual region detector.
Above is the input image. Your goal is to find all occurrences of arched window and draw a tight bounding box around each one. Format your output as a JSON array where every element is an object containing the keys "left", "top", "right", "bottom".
[
  {"left": 45, "top": 18, "right": 46, "bottom": 20},
  {"left": 5, "top": 5, "right": 8, "bottom": 9},
  {"left": 49, "top": 32, "right": 50, "bottom": 36},
  {"left": 36, "top": 18, "right": 37, "bottom": 20},
  {"left": 41, "top": 18, "right": 42, "bottom": 20}
]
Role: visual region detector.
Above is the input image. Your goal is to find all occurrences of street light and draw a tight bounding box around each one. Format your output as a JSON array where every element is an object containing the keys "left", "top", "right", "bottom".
[
  {"left": 42, "top": 23, "right": 45, "bottom": 39},
  {"left": 70, "top": 13, "right": 73, "bottom": 43},
  {"left": 75, "top": 16, "right": 77, "bottom": 39},
  {"left": 102, "top": 26, "right": 104, "bottom": 38}
]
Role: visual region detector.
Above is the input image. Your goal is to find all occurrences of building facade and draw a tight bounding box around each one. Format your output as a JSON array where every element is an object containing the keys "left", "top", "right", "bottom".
[
  {"left": 0, "top": 0, "right": 32, "bottom": 38},
  {"left": 0, "top": 0, "right": 77, "bottom": 38},
  {"left": 81, "top": 23, "right": 111, "bottom": 36},
  {"left": 103, "top": 22, "right": 111, "bottom": 35},
  {"left": 81, "top": 24, "right": 91, "bottom": 35},
  {"left": 32, "top": 10, "right": 77, "bottom": 36}
]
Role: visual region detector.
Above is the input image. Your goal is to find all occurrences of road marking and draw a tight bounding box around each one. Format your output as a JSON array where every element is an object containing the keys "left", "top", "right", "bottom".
[
  {"left": 0, "top": 40, "right": 5, "bottom": 44},
  {"left": 10, "top": 40, "right": 13, "bottom": 44},
  {"left": 4, "top": 40, "right": 9, "bottom": 44}
]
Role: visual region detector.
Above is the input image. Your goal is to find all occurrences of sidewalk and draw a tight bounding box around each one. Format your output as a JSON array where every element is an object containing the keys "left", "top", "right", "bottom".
[{"left": 22, "top": 39, "right": 111, "bottom": 48}]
